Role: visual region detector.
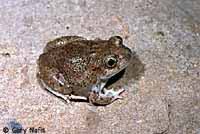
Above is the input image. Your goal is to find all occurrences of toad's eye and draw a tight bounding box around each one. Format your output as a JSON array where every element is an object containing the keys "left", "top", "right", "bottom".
[{"left": 104, "top": 55, "right": 118, "bottom": 68}]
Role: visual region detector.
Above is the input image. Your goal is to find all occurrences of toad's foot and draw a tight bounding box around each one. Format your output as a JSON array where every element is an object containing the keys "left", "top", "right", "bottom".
[
  {"left": 90, "top": 78, "right": 125, "bottom": 103},
  {"left": 89, "top": 88, "right": 125, "bottom": 105},
  {"left": 45, "top": 86, "right": 88, "bottom": 104},
  {"left": 45, "top": 84, "right": 71, "bottom": 103},
  {"left": 101, "top": 88, "right": 125, "bottom": 100},
  {"left": 39, "top": 79, "right": 71, "bottom": 103}
]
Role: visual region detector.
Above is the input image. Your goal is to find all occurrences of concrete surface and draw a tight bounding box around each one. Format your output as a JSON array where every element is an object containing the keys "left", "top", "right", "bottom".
[{"left": 0, "top": 0, "right": 200, "bottom": 134}]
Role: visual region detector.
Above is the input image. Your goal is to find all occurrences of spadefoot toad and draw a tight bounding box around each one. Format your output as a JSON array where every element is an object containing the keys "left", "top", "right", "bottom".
[{"left": 37, "top": 36, "right": 132, "bottom": 105}]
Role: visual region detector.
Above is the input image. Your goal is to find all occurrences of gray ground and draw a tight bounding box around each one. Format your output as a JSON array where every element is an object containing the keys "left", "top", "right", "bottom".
[{"left": 0, "top": 0, "right": 200, "bottom": 134}]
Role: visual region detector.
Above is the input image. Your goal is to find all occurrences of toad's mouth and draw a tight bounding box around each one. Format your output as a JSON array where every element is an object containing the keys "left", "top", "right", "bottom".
[
  {"left": 97, "top": 64, "right": 129, "bottom": 93},
  {"left": 90, "top": 65, "right": 128, "bottom": 94},
  {"left": 100, "top": 63, "right": 129, "bottom": 81}
]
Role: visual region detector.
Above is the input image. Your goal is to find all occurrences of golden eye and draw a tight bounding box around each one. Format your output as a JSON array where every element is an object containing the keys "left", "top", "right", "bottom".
[{"left": 104, "top": 55, "right": 118, "bottom": 68}]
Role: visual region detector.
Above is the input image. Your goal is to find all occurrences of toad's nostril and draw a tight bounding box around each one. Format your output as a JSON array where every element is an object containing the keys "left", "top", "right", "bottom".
[{"left": 124, "top": 47, "right": 132, "bottom": 60}]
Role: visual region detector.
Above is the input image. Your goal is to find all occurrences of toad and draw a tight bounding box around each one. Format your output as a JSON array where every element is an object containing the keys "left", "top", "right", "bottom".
[{"left": 37, "top": 36, "right": 132, "bottom": 105}]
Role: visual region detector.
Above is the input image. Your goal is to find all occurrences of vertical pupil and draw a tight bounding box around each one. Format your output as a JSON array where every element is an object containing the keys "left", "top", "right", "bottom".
[{"left": 108, "top": 58, "right": 115, "bottom": 66}]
